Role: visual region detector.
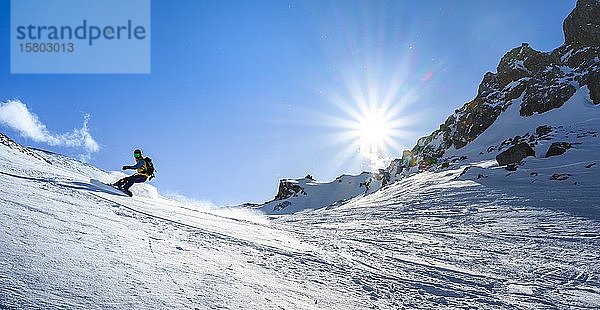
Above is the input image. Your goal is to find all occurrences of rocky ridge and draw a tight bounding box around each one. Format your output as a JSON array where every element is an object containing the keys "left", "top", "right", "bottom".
[
  {"left": 259, "top": 0, "right": 599, "bottom": 214},
  {"left": 386, "top": 0, "right": 599, "bottom": 176}
]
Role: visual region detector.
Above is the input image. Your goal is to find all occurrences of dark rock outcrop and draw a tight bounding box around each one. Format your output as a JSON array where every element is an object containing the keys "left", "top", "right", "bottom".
[
  {"left": 521, "top": 80, "right": 577, "bottom": 116},
  {"left": 588, "top": 71, "right": 600, "bottom": 104},
  {"left": 381, "top": 158, "right": 405, "bottom": 185},
  {"left": 274, "top": 180, "right": 306, "bottom": 200},
  {"left": 496, "top": 143, "right": 535, "bottom": 166},
  {"left": 536, "top": 125, "right": 553, "bottom": 137},
  {"left": 497, "top": 43, "right": 551, "bottom": 88},
  {"left": 505, "top": 163, "right": 519, "bottom": 171},
  {"left": 563, "top": 0, "right": 600, "bottom": 47},
  {"left": 545, "top": 142, "right": 572, "bottom": 157},
  {"left": 550, "top": 173, "right": 571, "bottom": 181},
  {"left": 273, "top": 201, "right": 292, "bottom": 211}
]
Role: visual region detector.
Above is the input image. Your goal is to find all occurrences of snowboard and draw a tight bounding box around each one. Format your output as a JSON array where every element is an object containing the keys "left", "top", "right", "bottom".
[{"left": 90, "top": 179, "right": 132, "bottom": 197}]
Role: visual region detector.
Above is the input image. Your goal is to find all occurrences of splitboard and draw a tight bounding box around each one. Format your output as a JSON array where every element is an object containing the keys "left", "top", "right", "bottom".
[{"left": 90, "top": 179, "right": 131, "bottom": 197}]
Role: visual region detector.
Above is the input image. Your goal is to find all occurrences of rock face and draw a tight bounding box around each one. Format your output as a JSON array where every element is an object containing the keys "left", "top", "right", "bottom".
[
  {"left": 387, "top": 0, "right": 599, "bottom": 173},
  {"left": 496, "top": 143, "right": 536, "bottom": 166},
  {"left": 563, "top": 0, "right": 600, "bottom": 47},
  {"left": 274, "top": 179, "right": 306, "bottom": 200},
  {"left": 545, "top": 142, "right": 572, "bottom": 158},
  {"left": 536, "top": 125, "right": 553, "bottom": 137},
  {"left": 588, "top": 71, "right": 600, "bottom": 104},
  {"left": 520, "top": 72, "right": 577, "bottom": 116}
]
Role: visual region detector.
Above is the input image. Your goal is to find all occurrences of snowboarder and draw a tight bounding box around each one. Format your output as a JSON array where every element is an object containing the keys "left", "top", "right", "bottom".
[{"left": 113, "top": 149, "right": 154, "bottom": 197}]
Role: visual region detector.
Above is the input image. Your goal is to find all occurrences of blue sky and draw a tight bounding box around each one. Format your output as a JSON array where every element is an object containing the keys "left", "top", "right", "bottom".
[{"left": 0, "top": 0, "right": 576, "bottom": 205}]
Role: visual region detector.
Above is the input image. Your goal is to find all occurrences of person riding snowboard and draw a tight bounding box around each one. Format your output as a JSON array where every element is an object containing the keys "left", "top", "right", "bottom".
[{"left": 113, "top": 149, "right": 153, "bottom": 197}]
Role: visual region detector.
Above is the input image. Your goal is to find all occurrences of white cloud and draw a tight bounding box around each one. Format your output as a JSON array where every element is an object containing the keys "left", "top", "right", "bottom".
[{"left": 0, "top": 99, "right": 100, "bottom": 158}]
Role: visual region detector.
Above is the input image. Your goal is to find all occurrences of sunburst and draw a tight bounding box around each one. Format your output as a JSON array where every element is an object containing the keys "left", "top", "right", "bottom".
[{"left": 321, "top": 56, "right": 432, "bottom": 171}]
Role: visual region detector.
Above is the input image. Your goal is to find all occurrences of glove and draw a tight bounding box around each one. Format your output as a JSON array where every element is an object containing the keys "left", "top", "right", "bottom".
[{"left": 122, "top": 166, "right": 129, "bottom": 170}]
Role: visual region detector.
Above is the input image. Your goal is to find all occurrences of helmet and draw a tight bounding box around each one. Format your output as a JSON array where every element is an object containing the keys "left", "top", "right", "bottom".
[{"left": 134, "top": 149, "right": 142, "bottom": 158}]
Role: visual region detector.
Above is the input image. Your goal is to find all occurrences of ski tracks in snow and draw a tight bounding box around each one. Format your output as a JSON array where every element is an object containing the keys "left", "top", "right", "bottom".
[
  {"left": 2, "top": 164, "right": 600, "bottom": 309},
  {"left": 273, "top": 176, "right": 600, "bottom": 309}
]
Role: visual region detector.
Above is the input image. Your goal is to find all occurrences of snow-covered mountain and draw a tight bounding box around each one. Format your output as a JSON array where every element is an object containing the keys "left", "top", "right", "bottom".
[
  {"left": 257, "top": 0, "right": 600, "bottom": 215},
  {"left": 2, "top": 128, "right": 600, "bottom": 309},
  {"left": 1, "top": 1, "right": 599, "bottom": 309},
  {"left": 256, "top": 172, "right": 383, "bottom": 215}
]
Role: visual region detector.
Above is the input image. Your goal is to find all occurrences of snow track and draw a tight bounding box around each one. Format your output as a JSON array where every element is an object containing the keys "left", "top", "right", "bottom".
[
  {"left": 276, "top": 172, "right": 600, "bottom": 309},
  {"left": 1, "top": 145, "right": 600, "bottom": 309}
]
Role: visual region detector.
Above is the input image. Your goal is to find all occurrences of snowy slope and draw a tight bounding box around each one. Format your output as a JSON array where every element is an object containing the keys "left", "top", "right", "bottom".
[
  {"left": 447, "top": 86, "right": 599, "bottom": 160},
  {"left": 443, "top": 86, "right": 600, "bottom": 187},
  {"left": 2, "top": 132, "right": 599, "bottom": 309},
  {"left": 257, "top": 172, "right": 384, "bottom": 215},
  {"left": 281, "top": 168, "right": 600, "bottom": 309},
  {"left": 2, "top": 2, "right": 599, "bottom": 307},
  {"left": 0, "top": 135, "right": 355, "bottom": 309}
]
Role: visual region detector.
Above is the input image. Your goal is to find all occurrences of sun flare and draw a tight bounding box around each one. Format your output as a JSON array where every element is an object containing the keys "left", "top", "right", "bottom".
[
  {"left": 344, "top": 102, "right": 405, "bottom": 169},
  {"left": 356, "top": 107, "right": 391, "bottom": 149},
  {"left": 320, "top": 43, "right": 437, "bottom": 171}
]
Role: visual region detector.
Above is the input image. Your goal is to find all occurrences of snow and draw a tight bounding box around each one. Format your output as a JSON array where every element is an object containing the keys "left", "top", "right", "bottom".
[
  {"left": 257, "top": 173, "right": 381, "bottom": 215},
  {"left": 508, "top": 59, "right": 528, "bottom": 73},
  {"left": 507, "top": 284, "right": 535, "bottom": 296},
  {"left": 1, "top": 86, "right": 600, "bottom": 308},
  {"left": 426, "top": 131, "right": 445, "bottom": 150},
  {"left": 284, "top": 168, "right": 600, "bottom": 309},
  {"left": 1, "top": 133, "right": 600, "bottom": 308},
  {"left": 561, "top": 48, "right": 574, "bottom": 63},
  {"left": 447, "top": 86, "right": 599, "bottom": 160},
  {"left": 503, "top": 77, "right": 529, "bottom": 93},
  {"left": 0, "top": 145, "right": 339, "bottom": 309}
]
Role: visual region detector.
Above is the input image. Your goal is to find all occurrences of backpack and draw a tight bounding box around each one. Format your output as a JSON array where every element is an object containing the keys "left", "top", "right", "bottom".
[{"left": 144, "top": 157, "right": 156, "bottom": 180}]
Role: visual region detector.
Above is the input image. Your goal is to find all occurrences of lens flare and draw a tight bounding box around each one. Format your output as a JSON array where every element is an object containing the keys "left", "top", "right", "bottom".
[
  {"left": 320, "top": 53, "right": 436, "bottom": 171},
  {"left": 357, "top": 106, "right": 389, "bottom": 148},
  {"left": 351, "top": 105, "right": 396, "bottom": 168},
  {"left": 311, "top": 5, "right": 443, "bottom": 172}
]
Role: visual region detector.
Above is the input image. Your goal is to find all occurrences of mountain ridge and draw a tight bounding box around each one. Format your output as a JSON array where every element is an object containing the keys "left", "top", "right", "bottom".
[
  {"left": 401, "top": 0, "right": 598, "bottom": 171},
  {"left": 257, "top": 0, "right": 599, "bottom": 214}
]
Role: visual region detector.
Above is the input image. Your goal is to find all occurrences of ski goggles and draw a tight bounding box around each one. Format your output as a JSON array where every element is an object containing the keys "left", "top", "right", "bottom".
[{"left": 134, "top": 153, "right": 142, "bottom": 158}]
